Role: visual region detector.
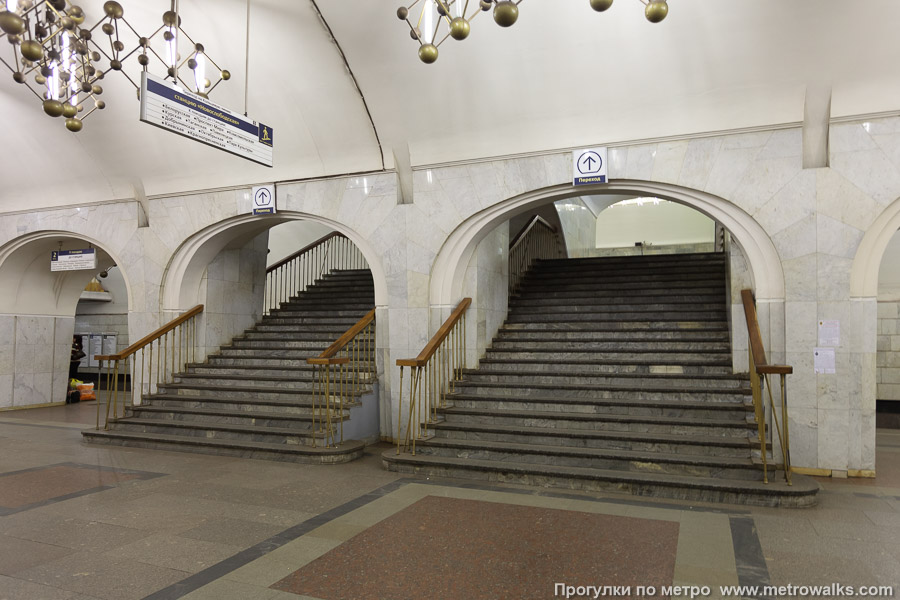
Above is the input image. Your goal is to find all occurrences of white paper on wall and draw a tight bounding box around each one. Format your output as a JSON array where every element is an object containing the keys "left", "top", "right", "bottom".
[
  {"left": 814, "top": 347, "right": 836, "bottom": 374},
  {"left": 818, "top": 320, "right": 840, "bottom": 347}
]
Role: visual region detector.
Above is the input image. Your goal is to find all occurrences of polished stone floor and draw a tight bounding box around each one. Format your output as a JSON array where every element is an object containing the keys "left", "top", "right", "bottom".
[{"left": 0, "top": 401, "right": 898, "bottom": 600}]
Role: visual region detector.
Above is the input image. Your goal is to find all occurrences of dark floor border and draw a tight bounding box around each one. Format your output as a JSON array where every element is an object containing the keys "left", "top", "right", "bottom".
[
  {"left": 730, "top": 516, "right": 773, "bottom": 600},
  {"left": 142, "top": 474, "right": 759, "bottom": 600},
  {"left": 0, "top": 462, "right": 166, "bottom": 517}
]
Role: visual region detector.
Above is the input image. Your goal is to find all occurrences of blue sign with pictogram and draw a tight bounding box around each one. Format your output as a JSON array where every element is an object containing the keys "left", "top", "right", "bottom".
[{"left": 573, "top": 147, "right": 609, "bottom": 186}]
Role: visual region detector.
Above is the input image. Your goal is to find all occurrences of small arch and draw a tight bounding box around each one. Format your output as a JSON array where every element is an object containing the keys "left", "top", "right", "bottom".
[
  {"left": 0, "top": 230, "right": 133, "bottom": 316},
  {"left": 161, "top": 212, "right": 389, "bottom": 311},
  {"left": 430, "top": 180, "right": 785, "bottom": 307},
  {"left": 851, "top": 198, "right": 900, "bottom": 298}
]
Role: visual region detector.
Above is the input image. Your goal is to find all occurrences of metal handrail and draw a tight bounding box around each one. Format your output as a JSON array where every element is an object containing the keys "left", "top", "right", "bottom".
[
  {"left": 396, "top": 298, "right": 470, "bottom": 453},
  {"left": 741, "top": 289, "right": 793, "bottom": 485},
  {"left": 509, "top": 215, "right": 564, "bottom": 296},
  {"left": 265, "top": 231, "right": 367, "bottom": 314},
  {"left": 306, "top": 309, "right": 377, "bottom": 448},
  {"left": 94, "top": 304, "right": 204, "bottom": 432}
]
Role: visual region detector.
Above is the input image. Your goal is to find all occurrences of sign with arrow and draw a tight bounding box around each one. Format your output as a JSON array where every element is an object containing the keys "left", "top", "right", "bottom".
[
  {"left": 252, "top": 184, "right": 276, "bottom": 215},
  {"left": 573, "top": 147, "right": 609, "bottom": 186}
]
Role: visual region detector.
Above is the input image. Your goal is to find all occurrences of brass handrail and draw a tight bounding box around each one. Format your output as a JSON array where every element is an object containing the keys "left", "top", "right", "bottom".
[
  {"left": 741, "top": 289, "right": 793, "bottom": 485},
  {"left": 509, "top": 215, "right": 564, "bottom": 296},
  {"left": 306, "top": 309, "right": 377, "bottom": 448},
  {"left": 265, "top": 231, "right": 367, "bottom": 315},
  {"left": 94, "top": 305, "right": 204, "bottom": 432},
  {"left": 396, "top": 298, "right": 471, "bottom": 453}
]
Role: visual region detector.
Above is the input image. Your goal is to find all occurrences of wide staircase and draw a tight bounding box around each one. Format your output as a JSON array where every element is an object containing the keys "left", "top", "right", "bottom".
[
  {"left": 83, "top": 269, "right": 375, "bottom": 463},
  {"left": 384, "top": 253, "right": 819, "bottom": 506}
]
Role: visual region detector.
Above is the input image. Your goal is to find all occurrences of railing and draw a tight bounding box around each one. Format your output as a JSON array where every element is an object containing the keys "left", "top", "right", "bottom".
[
  {"left": 741, "top": 289, "right": 793, "bottom": 485},
  {"left": 509, "top": 215, "right": 563, "bottom": 296},
  {"left": 396, "top": 298, "right": 471, "bottom": 454},
  {"left": 265, "top": 232, "right": 367, "bottom": 314},
  {"left": 94, "top": 305, "right": 204, "bottom": 431},
  {"left": 306, "top": 309, "right": 376, "bottom": 447}
]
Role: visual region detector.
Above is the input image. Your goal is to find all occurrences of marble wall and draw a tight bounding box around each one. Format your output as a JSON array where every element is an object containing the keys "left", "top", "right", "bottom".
[
  {"left": 554, "top": 198, "right": 597, "bottom": 257},
  {"left": 0, "top": 315, "right": 74, "bottom": 408},
  {"left": 2, "top": 115, "right": 900, "bottom": 473},
  {"left": 462, "top": 222, "right": 510, "bottom": 368}
]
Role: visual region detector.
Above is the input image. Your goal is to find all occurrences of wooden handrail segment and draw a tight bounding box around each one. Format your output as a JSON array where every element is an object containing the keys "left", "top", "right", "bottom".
[
  {"left": 96, "top": 305, "right": 204, "bottom": 362},
  {"left": 510, "top": 215, "right": 557, "bottom": 251},
  {"left": 307, "top": 309, "right": 376, "bottom": 365},
  {"left": 266, "top": 231, "right": 344, "bottom": 273},
  {"left": 397, "top": 298, "right": 472, "bottom": 368},
  {"left": 740, "top": 290, "right": 793, "bottom": 375}
]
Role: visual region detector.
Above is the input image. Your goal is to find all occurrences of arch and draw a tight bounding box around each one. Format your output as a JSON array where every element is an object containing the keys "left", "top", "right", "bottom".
[
  {"left": 161, "top": 212, "right": 388, "bottom": 311},
  {"left": 0, "top": 230, "right": 133, "bottom": 316},
  {"left": 430, "top": 180, "right": 785, "bottom": 306},
  {"left": 851, "top": 197, "right": 900, "bottom": 298}
]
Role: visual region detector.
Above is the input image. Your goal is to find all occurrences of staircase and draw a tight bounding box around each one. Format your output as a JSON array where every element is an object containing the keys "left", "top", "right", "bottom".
[
  {"left": 83, "top": 269, "right": 375, "bottom": 463},
  {"left": 384, "top": 253, "right": 819, "bottom": 506}
]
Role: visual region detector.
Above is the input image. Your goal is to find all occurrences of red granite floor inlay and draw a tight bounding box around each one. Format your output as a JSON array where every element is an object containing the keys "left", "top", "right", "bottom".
[
  {"left": 272, "top": 496, "right": 680, "bottom": 600},
  {"left": 0, "top": 465, "right": 140, "bottom": 509}
]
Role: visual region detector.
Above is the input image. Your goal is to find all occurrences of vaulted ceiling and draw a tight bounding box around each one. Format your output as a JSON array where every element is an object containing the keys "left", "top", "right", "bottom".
[{"left": 2, "top": 0, "right": 899, "bottom": 211}]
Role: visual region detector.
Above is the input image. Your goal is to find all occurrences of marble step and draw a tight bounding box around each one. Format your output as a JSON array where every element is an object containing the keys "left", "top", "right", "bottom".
[
  {"left": 505, "top": 312, "right": 727, "bottom": 323},
  {"left": 519, "top": 280, "right": 726, "bottom": 293},
  {"left": 481, "top": 350, "right": 731, "bottom": 363},
  {"left": 84, "top": 429, "right": 365, "bottom": 464},
  {"left": 266, "top": 309, "right": 371, "bottom": 318},
  {"left": 381, "top": 452, "right": 818, "bottom": 508},
  {"left": 131, "top": 405, "right": 340, "bottom": 428},
  {"left": 157, "top": 382, "right": 319, "bottom": 401},
  {"left": 494, "top": 330, "right": 730, "bottom": 341},
  {"left": 476, "top": 359, "right": 734, "bottom": 376},
  {"left": 535, "top": 253, "right": 724, "bottom": 266},
  {"left": 252, "top": 322, "right": 359, "bottom": 333},
  {"left": 248, "top": 327, "right": 350, "bottom": 337},
  {"left": 509, "top": 304, "right": 727, "bottom": 316},
  {"left": 445, "top": 392, "right": 749, "bottom": 420},
  {"left": 228, "top": 338, "right": 352, "bottom": 349},
  {"left": 261, "top": 317, "right": 363, "bottom": 326},
  {"left": 452, "top": 381, "right": 750, "bottom": 403},
  {"left": 488, "top": 339, "right": 731, "bottom": 351},
  {"left": 269, "top": 301, "right": 374, "bottom": 311},
  {"left": 207, "top": 355, "right": 375, "bottom": 369},
  {"left": 510, "top": 296, "right": 726, "bottom": 308},
  {"left": 436, "top": 406, "right": 755, "bottom": 437},
  {"left": 524, "top": 271, "right": 725, "bottom": 286},
  {"left": 214, "top": 347, "right": 332, "bottom": 359},
  {"left": 145, "top": 392, "right": 320, "bottom": 415},
  {"left": 412, "top": 438, "right": 769, "bottom": 481},
  {"left": 109, "top": 418, "right": 323, "bottom": 445},
  {"left": 429, "top": 421, "right": 757, "bottom": 458},
  {"left": 186, "top": 364, "right": 317, "bottom": 379},
  {"left": 461, "top": 369, "right": 747, "bottom": 389},
  {"left": 172, "top": 373, "right": 315, "bottom": 390},
  {"left": 513, "top": 287, "right": 725, "bottom": 300},
  {"left": 498, "top": 322, "right": 728, "bottom": 332}
]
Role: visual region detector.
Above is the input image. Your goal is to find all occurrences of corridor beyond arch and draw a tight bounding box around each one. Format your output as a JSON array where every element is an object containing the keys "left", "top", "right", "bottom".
[{"left": 429, "top": 180, "right": 786, "bottom": 307}]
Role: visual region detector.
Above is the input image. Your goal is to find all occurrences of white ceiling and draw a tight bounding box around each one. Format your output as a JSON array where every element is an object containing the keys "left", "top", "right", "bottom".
[{"left": 2, "top": 0, "right": 899, "bottom": 212}]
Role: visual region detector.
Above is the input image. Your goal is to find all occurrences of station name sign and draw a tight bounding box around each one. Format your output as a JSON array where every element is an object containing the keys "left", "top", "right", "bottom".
[{"left": 140, "top": 71, "right": 274, "bottom": 167}]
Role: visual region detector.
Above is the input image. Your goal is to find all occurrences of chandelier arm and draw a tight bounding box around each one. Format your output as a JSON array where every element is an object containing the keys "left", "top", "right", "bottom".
[
  {"left": 145, "top": 45, "right": 169, "bottom": 69},
  {"left": 178, "top": 28, "right": 196, "bottom": 47},
  {"left": 80, "top": 103, "right": 99, "bottom": 120},
  {"left": 435, "top": 0, "right": 452, "bottom": 25},
  {"left": 119, "top": 17, "right": 141, "bottom": 38},
  {"left": 206, "top": 78, "right": 223, "bottom": 95},
  {"left": 435, "top": 31, "right": 450, "bottom": 47},
  {"left": 0, "top": 54, "right": 44, "bottom": 101},
  {"left": 431, "top": 12, "right": 440, "bottom": 42},
  {"left": 403, "top": 18, "right": 420, "bottom": 43}
]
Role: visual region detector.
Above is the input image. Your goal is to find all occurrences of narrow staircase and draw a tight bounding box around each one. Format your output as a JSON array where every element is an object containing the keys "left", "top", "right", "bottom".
[
  {"left": 384, "top": 253, "right": 819, "bottom": 506},
  {"left": 83, "top": 269, "right": 375, "bottom": 463}
]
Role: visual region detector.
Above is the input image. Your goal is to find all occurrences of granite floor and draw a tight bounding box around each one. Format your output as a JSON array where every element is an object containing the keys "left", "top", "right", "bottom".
[{"left": 0, "top": 402, "right": 898, "bottom": 600}]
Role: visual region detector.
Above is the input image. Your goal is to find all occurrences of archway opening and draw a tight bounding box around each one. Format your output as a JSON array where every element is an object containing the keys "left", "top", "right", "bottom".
[{"left": 0, "top": 232, "right": 131, "bottom": 411}]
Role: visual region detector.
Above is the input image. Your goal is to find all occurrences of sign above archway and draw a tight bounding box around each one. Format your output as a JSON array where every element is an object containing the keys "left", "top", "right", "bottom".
[{"left": 573, "top": 147, "right": 609, "bottom": 186}]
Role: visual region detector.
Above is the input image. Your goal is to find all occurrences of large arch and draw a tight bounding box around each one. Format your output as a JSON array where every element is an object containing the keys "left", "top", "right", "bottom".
[
  {"left": 430, "top": 179, "right": 785, "bottom": 307},
  {"left": 160, "top": 212, "right": 389, "bottom": 312}
]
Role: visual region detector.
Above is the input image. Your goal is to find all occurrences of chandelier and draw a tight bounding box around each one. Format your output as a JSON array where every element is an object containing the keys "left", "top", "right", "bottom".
[
  {"left": 0, "top": 0, "right": 229, "bottom": 132},
  {"left": 397, "top": 0, "right": 669, "bottom": 64}
]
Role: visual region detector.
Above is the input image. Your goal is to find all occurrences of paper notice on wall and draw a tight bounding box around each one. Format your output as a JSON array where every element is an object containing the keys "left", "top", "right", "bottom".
[
  {"left": 818, "top": 319, "right": 840, "bottom": 347},
  {"left": 814, "top": 347, "right": 836, "bottom": 374}
]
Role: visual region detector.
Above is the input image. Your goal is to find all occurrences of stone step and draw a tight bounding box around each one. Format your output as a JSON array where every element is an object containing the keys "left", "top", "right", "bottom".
[
  {"left": 446, "top": 392, "right": 749, "bottom": 420},
  {"left": 206, "top": 355, "right": 375, "bottom": 369},
  {"left": 534, "top": 253, "right": 725, "bottom": 267},
  {"left": 261, "top": 317, "right": 363, "bottom": 326},
  {"left": 513, "top": 287, "right": 725, "bottom": 300},
  {"left": 505, "top": 313, "right": 727, "bottom": 324},
  {"left": 381, "top": 452, "right": 818, "bottom": 507},
  {"left": 509, "top": 304, "right": 727, "bottom": 316},
  {"left": 495, "top": 330, "right": 730, "bottom": 342},
  {"left": 214, "top": 347, "right": 330, "bottom": 359},
  {"left": 172, "top": 374, "right": 314, "bottom": 390},
  {"left": 489, "top": 339, "right": 731, "bottom": 351},
  {"left": 461, "top": 370, "right": 747, "bottom": 389},
  {"left": 186, "top": 364, "right": 316, "bottom": 378},
  {"left": 524, "top": 272, "right": 725, "bottom": 286},
  {"left": 110, "top": 418, "right": 322, "bottom": 445},
  {"left": 510, "top": 296, "right": 726, "bottom": 308},
  {"left": 482, "top": 350, "right": 731, "bottom": 363},
  {"left": 229, "top": 338, "right": 329, "bottom": 350},
  {"left": 429, "top": 421, "right": 756, "bottom": 458},
  {"left": 252, "top": 323, "right": 358, "bottom": 333},
  {"left": 133, "top": 403, "right": 322, "bottom": 424},
  {"left": 477, "top": 359, "right": 733, "bottom": 376},
  {"left": 436, "top": 406, "right": 755, "bottom": 437},
  {"left": 499, "top": 322, "right": 728, "bottom": 332},
  {"left": 145, "top": 392, "right": 316, "bottom": 415},
  {"left": 413, "top": 438, "right": 768, "bottom": 481},
  {"left": 267, "top": 309, "right": 371, "bottom": 318},
  {"left": 453, "top": 381, "right": 750, "bottom": 403},
  {"left": 519, "top": 280, "right": 726, "bottom": 293},
  {"left": 84, "top": 429, "right": 365, "bottom": 464},
  {"left": 157, "top": 382, "right": 318, "bottom": 401}
]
